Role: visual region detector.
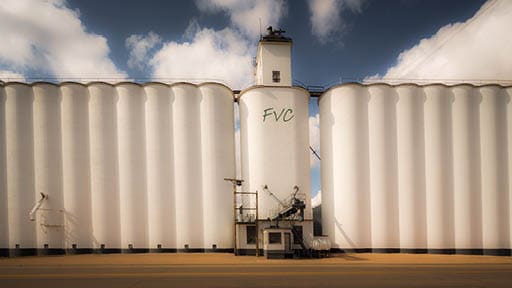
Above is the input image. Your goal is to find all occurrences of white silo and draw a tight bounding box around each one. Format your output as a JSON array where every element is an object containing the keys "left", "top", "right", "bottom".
[
  {"left": 367, "top": 84, "right": 399, "bottom": 251},
  {"left": 507, "top": 86, "right": 512, "bottom": 252},
  {"left": 239, "top": 29, "right": 312, "bottom": 255},
  {"left": 240, "top": 87, "right": 311, "bottom": 218},
  {"left": 172, "top": 83, "right": 204, "bottom": 250},
  {"left": 423, "top": 85, "right": 455, "bottom": 252},
  {"left": 199, "top": 83, "right": 236, "bottom": 250},
  {"left": 451, "top": 85, "right": 482, "bottom": 252},
  {"left": 0, "top": 85, "right": 7, "bottom": 253},
  {"left": 479, "top": 85, "right": 510, "bottom": 252},
  {"left": 395, "top": 84, "right": 427, "bottom": 251},
  {"left": 60, "top": 83, "right": 93, "bottom": 249},
  {"left": 319, "top": 84, "right": 371, "bottom": 250},
  {"left": 116, "top": 83, "right": 149, "bottom": 250},
  {"left": 88, "top": 82, "right": 121, "bottom": 250},
  {"left": 32, "top": 83, "right": 65, "bottom": 251},
  {"left": 4, "top": 83, "right": 38, "bottom": 251},
  {"left": 144, "top": 83, "right": 176, "bottom": 250}
]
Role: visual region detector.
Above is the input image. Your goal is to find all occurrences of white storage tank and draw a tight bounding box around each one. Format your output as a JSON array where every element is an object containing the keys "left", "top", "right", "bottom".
[
  {"left": 172, "top": 83, "right": 204, "bottom": 250},
  {"left": 319, "top": 84, "right": 371, "bottom": 250},
  {"left": 507, "top": 86, "right": 512, "bottom": 251},
  {"left": 116, "top": 83, "right": 148, "bottom": 250},
  {"left": 395, "top": 84, "right": 427, "bottom": 251},
  {"left": 88, "top": 82, "right": 121, "bottom": 250},
  {"left": 144, "top": 83, "right": 176, "bottom": 250},
  {"left": 0, "top": 85, "right": 8, "bottom": 254},
  {"left": 199, "top": 83, "right": 236, "bottom": 250},
  {"left": 60, "top": 83, "right": 93, "bottom": 249},
  {"left": 367, "top": 84, "right": 399, "bottom": 251},
  {"left": 479, "top": 85, "right": 510, "bottom": 252},
  {"left": 32, "top": 83, "right": 65, "bottom": 251},
  {"left": 423, "top": 85, "right": 455, "bottom": 252},
  {"left": 4, "top": 83, "right": 38, "bottom": 252},
  {"left": 239, "top": 86, "right": 311, "bottom": 220},
  {"left": 451, "top": 85, "right": 482, "bottom": 252}
]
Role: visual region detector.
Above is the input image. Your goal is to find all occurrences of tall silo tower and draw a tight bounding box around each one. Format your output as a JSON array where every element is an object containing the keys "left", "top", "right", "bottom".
[{"left": 238, "top": 27, "right": 312, "bottom": 256}]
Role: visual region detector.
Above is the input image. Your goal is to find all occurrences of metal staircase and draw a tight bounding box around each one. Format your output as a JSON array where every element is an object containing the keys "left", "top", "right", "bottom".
[{"left": 265, "top": 185, "right": 311, "bottom": 258}]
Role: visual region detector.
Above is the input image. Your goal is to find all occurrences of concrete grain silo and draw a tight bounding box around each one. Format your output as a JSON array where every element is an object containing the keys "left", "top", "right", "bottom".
[
  {"left": 237, "top": 28, "right": 313, "bottom": 257},
  {"left": 1, "top": 30, "right": 511, "bottom": 258},
  {"left": 319, "top": 83, "right": 511, "bottom": 255}
]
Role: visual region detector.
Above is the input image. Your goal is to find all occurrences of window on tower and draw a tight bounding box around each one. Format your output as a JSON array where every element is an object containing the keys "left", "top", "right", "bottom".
[{"left": 272, "top": 70, "right": 280, "bottom": 83}]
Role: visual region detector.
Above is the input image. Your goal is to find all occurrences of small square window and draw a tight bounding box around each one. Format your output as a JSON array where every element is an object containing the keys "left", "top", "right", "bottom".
[
  {"left": 272, "top": 71, "right": 280, "bottom": 83},
  {"left": 246, "top": 225, "right": 256, "bottom": 244},
  {"left": 269, "top": 232, "right": 281, "bottom": 244}
]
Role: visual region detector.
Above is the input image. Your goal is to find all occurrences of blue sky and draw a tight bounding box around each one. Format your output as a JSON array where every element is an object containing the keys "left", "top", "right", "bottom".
[{"left": 1, "top": 0, "right": 511, "bottom": 200}]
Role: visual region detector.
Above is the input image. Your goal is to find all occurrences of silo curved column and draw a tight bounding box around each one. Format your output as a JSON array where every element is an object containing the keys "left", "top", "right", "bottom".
[
  {"left": 479, "top": 86, "right": 510, "bottom": 254},
  {"left": 116, "top": 83, "right": 148, "bottom": 250},
  {"left": 319, "top": 84, "right": 371, "bottom": 250},
  {"left": 88, "top": 83, "right": 121, "bottom": 249},
  {"left": 61, "top": 83, "right": 93, "bottom": 250},
  {"left": 144, "top": 84, "right": 176, "bottom": 250},
  {"left": 423, "top": 85, "right": 455, "bottom": 252},
  {"left": 507, "top": 87, "right": 512, "bottom": 252},
  {"left": 32, "top": 83, "right": 65, "bottom": 252},
  {"left": 451, "top": 85, "right": 482, "bottom": 252},
  {"left": 172, "top": 84, "right": 204, "bottom": 250},
  {"left": 200, "top": 84, "right": 235, "bottom": 250},
  {"left": 395, "top": 85, "right": 427, "bottom": 251},
  {"left": 367, "top": 85, "right": 399, "bottom": 251},
  {"left": 239, "top": 87, "right": 311, "bottom": 220},
  {"left": 4, "top": 84, "right": 37, "bottom": 252},
  {"left": 0, "top": 87, "right": 7, "bottom": 253}
]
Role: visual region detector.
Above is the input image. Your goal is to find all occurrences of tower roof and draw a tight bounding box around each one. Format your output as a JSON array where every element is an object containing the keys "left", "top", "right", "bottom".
[{"left": 260, "top": 26, "right": 292, "bottom": 43}]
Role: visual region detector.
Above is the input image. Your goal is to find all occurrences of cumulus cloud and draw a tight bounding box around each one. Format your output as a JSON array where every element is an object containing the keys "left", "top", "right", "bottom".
[
  {"left": 126, "top": 31, "right": 162, "bottom": 70},
  {"left": 307, "top": 0, "right": 365, "bottom": 44},
  {"left": 0, "top": 0, "right": 126, "bottom": 82},
  {"left": 309, "top": 113, "right": 321, "bottom": 168},
  {"left": 311, "top": 190, "right": 321, "bottom": 208},
  {"left": 367, "top": 0, "right": 512, "bottom": 84},
  {"left": 148, "top": 24, "right": 254, "bottom": 88},
  {"left": 195, "top": 0, "right": 286, "bottom": 38},
  {"left": 0, "top": 70, "right": 25, "bottom": 82}
]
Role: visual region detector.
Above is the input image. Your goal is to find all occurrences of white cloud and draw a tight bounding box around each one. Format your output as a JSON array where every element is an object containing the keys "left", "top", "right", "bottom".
[
  {"left": 309, "top": 113, "right": 320, "bottom": 168},
  {"left": 0, "top": 70, "right": 25, "bottom": 82},
  {"left": 0, "top": 0, "right": 126, "bottom": 82},
  {"left": 126, "top": 31, "right": 162, "bottom": 70},
  {"left": 367, "top": 0, "right": 512, "bottom": 84},
  {"left": 307, "top": 0, "right": 365, "bottom": 44},
  {"left": 149, "top": 26, "right": 254, "bottom": 88},
  {"left": 312, "top": 190, "right": 321, "bottom": 208},
  {"left": 195, "top": 0, "right": 286, "bottom": 39}
]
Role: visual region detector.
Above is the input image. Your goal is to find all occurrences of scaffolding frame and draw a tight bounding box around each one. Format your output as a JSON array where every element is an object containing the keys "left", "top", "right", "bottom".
[{"left": 233, "top": 190, "right": 259, "bottom": 256}]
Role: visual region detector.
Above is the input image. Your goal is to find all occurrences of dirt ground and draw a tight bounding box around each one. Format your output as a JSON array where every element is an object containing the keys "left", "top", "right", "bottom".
[{"left": 1, "top": 252, "right": 511, "bottom": 265}]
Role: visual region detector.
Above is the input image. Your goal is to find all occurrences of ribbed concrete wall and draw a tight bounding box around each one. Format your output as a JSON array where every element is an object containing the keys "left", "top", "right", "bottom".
[
  {"left": 0, "top": 81, "right": 235, "bottom": 254},
  {"left": 320, "top": 83, "right": 511, "bottom": 254}
]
